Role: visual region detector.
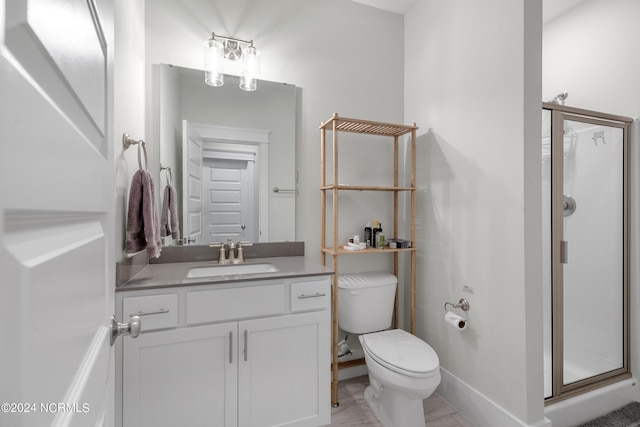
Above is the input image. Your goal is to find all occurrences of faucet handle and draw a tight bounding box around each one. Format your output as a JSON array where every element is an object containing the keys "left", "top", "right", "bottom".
[
  {"left": 236, "top": 242, "right": 252, "bottom": 264},
  {"left": 210, "top": 242, "right": 230, "bottom": 264}
]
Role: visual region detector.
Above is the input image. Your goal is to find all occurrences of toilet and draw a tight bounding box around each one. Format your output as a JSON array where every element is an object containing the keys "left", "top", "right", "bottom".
[{"left": 338, "top": 272, "right": 441, "bottom": 427}]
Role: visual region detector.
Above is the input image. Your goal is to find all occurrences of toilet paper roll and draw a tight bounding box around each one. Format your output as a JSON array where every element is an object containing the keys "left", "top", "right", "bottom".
[{"left": 445, "top": 311, "right": 468, "bottom": 331}]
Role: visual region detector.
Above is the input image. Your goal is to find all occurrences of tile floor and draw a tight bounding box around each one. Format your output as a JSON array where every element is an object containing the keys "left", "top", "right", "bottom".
[{"left": 331, "top": 375, "right": 475, "bottom": 426}]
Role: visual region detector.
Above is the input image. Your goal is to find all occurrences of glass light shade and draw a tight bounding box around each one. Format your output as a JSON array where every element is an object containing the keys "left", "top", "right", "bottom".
[
  {"left": 239, "top": 45, "right": 260, "bottom": 91},
  {"left": 204, "top": 38, "right": 224, "bottom": 86}
]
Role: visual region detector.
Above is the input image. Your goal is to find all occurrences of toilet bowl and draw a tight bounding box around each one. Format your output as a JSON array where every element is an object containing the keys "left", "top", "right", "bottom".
[
  {"left": 337, "top": 272, "right": 441, "bottom": 426},
  {"left": 359, "top": 329, "right": 441, "bottom": 427}
]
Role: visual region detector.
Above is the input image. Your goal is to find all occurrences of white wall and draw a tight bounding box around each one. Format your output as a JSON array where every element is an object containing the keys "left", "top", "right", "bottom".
[
  {"left": 543, "top": 0, "right": 640, "bottom": 118},
  {"left": 155, "top": 64, "right": 181, "bottom": 246},
  {"left": 404, "top": 0, "right": 544, "bottom": 424},
  {"left": 114, "top": 0, "right": 147, "bottom": 260}
]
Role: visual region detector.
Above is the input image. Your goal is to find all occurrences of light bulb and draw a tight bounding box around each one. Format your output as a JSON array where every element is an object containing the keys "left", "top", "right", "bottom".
[
  {"left": 239, "top": 45, "right": 260, "bottom": 91},
  {"left": 204, "top": 38, "right": 224, "bottom": 87}
]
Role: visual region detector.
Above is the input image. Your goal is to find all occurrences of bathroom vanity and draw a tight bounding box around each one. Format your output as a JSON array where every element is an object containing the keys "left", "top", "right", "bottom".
[{"left": 115, "top": 253, "right": 332, "bottom": 427}]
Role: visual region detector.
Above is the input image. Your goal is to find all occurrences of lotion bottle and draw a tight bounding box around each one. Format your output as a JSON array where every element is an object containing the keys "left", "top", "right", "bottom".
[
  {"left": 372, "top": 219, "right": 380, "bottom": 248},
  {"left": 376, "top": 223, "right": 384, "bottom": 248}
]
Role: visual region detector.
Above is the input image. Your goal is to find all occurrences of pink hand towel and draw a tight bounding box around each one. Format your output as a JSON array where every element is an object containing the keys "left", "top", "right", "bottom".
[
  {"left": 160, "top": 184, "right": 180, "bottom": 239},
  {"left": 126, "top": 170, "right": 162, "bottom": 258}
]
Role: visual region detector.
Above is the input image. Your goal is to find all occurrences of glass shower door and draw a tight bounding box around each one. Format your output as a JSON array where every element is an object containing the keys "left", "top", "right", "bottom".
[
  {"left": 543, "top": 105, "right": 630, "bottom": 402},
  {"left": 560, "top": 117, "right": 625, "bottom": 389}
]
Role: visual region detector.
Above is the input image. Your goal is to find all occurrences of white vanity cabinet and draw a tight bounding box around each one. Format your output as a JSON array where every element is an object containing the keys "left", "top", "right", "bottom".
[
  {"left": 117, "top": 276, "right": 331, "bottom": 427},
  {"left": 123, "top": 322, "right": 238, "bottom": 426}
]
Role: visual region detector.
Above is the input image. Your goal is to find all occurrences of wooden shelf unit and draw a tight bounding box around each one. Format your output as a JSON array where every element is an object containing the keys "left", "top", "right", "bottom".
[
  {"left": 320, "top": 113, "right": 418, "bottom": 407},
  {"left": 321, "top": 247, "right": 416, "bottom": 256},
  {"left": 320, "top": 184, "right": 416, "bottom": 191}
]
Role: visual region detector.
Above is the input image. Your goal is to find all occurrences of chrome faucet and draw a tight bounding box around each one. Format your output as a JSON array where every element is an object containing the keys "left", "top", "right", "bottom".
[{"left": 227, "top": 240, "right": 237, "bottom": 263}]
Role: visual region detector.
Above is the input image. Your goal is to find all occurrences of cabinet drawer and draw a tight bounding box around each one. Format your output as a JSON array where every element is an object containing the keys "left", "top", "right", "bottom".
[
  {"left": 186, "top": 284, "right": 285, "bottom": 325},
  {"left": 123, "top": 294, "right": 178, "bottom": 332},
  {"left": 291, "top": 279, "right": 330, "bottom": 312}
]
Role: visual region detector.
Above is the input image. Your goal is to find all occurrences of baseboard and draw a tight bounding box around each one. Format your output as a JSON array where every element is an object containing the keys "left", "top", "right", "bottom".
[
  {"left": 336, "top": 348, "right": 368, "bottom": 380},
  {"left": 544, "top": 377, "right": 640, "bottom": 427},
  {"left": 337, "top": 364, "right": 368, "bottom": 381},
  {"left": 436, "top": 367, "right": 551, "bottom": 427}
]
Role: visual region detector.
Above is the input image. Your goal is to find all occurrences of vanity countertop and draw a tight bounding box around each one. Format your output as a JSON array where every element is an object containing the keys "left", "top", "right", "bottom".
[{"left": 116, "top": 256, "right": 333, "bottom": 292}]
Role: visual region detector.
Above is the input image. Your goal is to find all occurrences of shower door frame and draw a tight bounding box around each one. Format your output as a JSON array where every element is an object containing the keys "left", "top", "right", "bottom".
[{"left": 544, "top": 102, "right": 632, "bottom": 405}]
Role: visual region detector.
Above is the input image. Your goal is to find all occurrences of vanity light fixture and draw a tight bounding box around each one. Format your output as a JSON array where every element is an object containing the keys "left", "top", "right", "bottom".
[{"left": 204, "top": 33, "right": 261, "bottom": 91}]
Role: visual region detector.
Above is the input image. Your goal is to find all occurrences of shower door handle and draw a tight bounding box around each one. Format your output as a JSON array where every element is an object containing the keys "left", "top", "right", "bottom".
[{"left": 561, "top": 240, "right": 569, "bottom": 264}]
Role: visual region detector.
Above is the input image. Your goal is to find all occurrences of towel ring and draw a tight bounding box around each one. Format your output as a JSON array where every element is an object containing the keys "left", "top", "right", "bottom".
[
  {"left": 138, "top": 141, "right": 148, "bottom": 171},
  {"left": 162, "top": 166, "right": 173, "bottom": 186}
]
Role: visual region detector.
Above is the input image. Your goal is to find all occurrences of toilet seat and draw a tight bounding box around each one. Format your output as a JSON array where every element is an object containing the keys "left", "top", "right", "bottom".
[{"left": 361, "top": 329, "right": 439, "bottom": 378}]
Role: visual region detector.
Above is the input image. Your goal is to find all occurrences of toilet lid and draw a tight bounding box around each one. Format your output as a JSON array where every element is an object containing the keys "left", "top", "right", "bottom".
[{"left": 361, "top": 329, "right": 439, "bottom": 377}]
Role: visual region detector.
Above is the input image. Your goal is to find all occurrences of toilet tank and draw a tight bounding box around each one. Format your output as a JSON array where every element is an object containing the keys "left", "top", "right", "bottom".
[{"left": 337, "top": 272, "right": 397, "bottom": 334}]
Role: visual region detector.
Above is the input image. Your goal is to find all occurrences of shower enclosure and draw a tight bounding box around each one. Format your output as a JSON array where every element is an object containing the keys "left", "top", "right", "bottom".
[{"left": 542, "top": 103, "right": 632, "bottom": 403}]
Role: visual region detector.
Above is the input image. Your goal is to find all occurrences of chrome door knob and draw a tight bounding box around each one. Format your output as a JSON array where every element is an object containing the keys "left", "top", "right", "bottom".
[{"left": 110, "top": 315, "right": 142, "bottom": 346}]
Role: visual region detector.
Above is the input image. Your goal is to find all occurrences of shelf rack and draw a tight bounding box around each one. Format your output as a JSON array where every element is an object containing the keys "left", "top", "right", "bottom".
[{"left": 319, "top": 113, "right": 418, "bottom": 407}]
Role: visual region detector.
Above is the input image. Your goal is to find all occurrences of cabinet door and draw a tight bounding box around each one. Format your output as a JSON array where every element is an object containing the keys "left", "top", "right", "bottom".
[
  {"left": 123, "top": 323, "right": 238, "bottom": 427},
  {"left": 238, "top": 312, "right": 330, "bottom": 427}
]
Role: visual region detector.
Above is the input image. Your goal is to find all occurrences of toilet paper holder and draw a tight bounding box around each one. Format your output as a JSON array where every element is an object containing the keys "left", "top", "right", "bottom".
[{"left": 444, "top": 298, "right": 470, "bottom": 313}]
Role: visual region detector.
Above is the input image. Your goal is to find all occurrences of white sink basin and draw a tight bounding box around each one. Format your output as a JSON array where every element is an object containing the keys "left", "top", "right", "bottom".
[{"left": 187, "top": 263, "right": 279, "bottom": 278}]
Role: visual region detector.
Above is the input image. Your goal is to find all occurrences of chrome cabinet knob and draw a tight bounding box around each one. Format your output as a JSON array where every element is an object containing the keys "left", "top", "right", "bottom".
[{"left": 110, "top": 315, "right": 142, "bottom": 346}]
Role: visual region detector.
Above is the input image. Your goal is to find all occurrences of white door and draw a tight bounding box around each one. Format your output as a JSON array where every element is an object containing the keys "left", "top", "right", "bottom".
[
  {"left": 203, "top": 158, "right": 255, "bottom": 243},
  {"left": 123, "top": 323, "right": 238, "bottom": 427},
  {"left": 182, "top": 120, "right": 204, "bottom": 244},
  {"left": 0, "top": 1, "right": 114, "bottom": 426},
  {"left": 183, "top": 122, "right": 270, "bottom": 242}
]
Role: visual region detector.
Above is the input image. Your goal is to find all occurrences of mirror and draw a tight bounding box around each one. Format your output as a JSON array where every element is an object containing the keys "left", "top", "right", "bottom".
[{"left": 152, "top": 64, "right": 297, "bottom": 245}]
